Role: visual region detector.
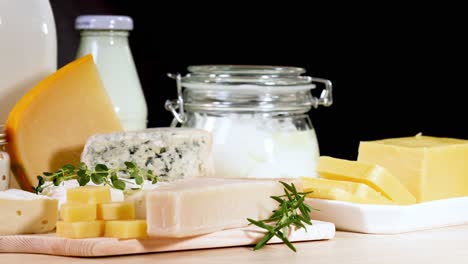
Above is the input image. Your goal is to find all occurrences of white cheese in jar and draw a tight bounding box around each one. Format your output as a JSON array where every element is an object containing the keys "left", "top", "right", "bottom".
[
  {"left": 190, "top": 113, "right": 319, "bottom": 179},
  {"left": 168, "top": 65, "right": 333, "bottom": 179}
]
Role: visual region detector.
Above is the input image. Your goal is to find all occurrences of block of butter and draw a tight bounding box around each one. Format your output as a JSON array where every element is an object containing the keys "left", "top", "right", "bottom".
[
  {"left": 301, "top": 177, "right": 393, "bottom": 205},
  {"left": 317, "top": 156, "right": 416, "bottom": 205},
  {"left": 146, "top": 178, "right": 287, "bottom": 238},
  {"left": 358, "top": 135, "right": 468, "bottom": 202}
]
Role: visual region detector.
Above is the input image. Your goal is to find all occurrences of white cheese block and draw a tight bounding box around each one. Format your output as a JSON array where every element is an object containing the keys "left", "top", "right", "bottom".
[
  {"left": 0, "top": 189, "right": 58, "bottom": 235},
  {"left": 146, "top": 178, "right": 289, "bottom": 238},
  {"left": 125, "top": 182, "right": 165, "bottom": 219},
  {"left": 81, "top": 128, "right": 214, "bottom": 182}
]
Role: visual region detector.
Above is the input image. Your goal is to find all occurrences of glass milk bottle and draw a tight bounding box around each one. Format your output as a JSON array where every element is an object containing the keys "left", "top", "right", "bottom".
[
  {"left": 166, "top": 65, "right": 332, "bottom": 179},
  {"left": 0, "top": 0, "right": 57, "bottom": 124},
  {"left": 75, "top": 15, "right": 147, "bottom": 130}
]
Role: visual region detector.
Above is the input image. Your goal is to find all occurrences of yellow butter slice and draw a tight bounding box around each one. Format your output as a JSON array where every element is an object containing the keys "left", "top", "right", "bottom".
[
  {"left": 301, "top": 177, "right": 393, "bottom": 205},
  {"left": 317, "top": 156, "right": 416, "bottom": 205}
]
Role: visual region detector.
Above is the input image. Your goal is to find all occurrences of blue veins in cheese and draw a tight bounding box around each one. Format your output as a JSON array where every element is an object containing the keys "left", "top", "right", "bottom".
[{"left": 80, "top": 128, "right": 214, "bottom": 182}]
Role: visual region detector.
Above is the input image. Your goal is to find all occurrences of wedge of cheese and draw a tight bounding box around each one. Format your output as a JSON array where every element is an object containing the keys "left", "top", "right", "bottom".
[
  {"left": 5, "top": 55, "right": 122, "bottom": 191},
  {"left": 80, "top": 128, "right": 214, "bottom": 182},
  {"left": 301, "top": 177, "right": 393, "bottom": 205},
  {"left": 146, "top": 178, "right": 288, "bottom": 238},
  {"left": 0, "top": 189, "right": 58, "bottom": 235},
  {"left": 317, "top": 156, "right": 416, "bottom": 205},
  {"left": 358, "top": 135, "right": 468, "bottom": 202}
]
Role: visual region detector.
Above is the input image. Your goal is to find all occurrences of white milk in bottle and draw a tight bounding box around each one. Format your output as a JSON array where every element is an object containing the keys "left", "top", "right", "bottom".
[{"left": 75, "top": 15, "right": 148, "bottom": 130}]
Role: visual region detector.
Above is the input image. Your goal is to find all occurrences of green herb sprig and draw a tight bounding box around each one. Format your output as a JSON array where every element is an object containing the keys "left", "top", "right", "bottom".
[
  {"left": 247, "top": 181, "right": 316, "bottom": 252},
  {"left": 32, "top": 161, "right": 158, "bottom": 194}
]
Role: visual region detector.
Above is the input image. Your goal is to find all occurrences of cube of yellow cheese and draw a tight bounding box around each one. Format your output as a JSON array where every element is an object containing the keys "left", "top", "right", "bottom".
[
  {"left": 104, "top": 220, "right": 147, "bottom": 239},
  {"left": 60, "top": 203, "right": 96, "bottom": 222},
  {"left": 56, "top": 220, "right": 104, "bottom": 238},
  {"left": 66, "top": 186, "right": 111, "bottom": 204},
  {"left": 358, "top": 135, "right": 468, "bottom": 202},
  {"left": 317, "top": 156, "right": 416, "bottom": 205},
  {"left": 97, "top": 202, "right": 135, "bottom": 220},
  {"left": 301, "top": 177, "right": 393, "bottom": 205}
]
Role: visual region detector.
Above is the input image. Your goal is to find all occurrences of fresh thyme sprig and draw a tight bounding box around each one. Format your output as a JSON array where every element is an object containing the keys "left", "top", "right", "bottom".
[
  {"left": 247, "top": 181, "right": 316, "bottom": 252},
  {"left": 32, "top": 161, "right": 158, "bottom": 194}
]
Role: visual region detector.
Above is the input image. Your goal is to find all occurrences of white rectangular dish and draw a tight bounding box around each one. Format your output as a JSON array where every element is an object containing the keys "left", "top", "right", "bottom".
[{"left": 305, "top": 197, "right": 468, "bottom": 234}]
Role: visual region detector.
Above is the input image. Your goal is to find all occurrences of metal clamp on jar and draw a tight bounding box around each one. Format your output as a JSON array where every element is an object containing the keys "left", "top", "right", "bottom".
[
  {"left": 165, "top": 65, "right": 332, "bottom": 179},
  {"left": 0, "top": 125, "right": 10, "bottom": 190}
]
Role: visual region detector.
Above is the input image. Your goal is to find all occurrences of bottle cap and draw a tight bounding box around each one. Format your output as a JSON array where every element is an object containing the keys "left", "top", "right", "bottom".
[{"left": 75, "top": 15, "right": 133, "bottom": 30}]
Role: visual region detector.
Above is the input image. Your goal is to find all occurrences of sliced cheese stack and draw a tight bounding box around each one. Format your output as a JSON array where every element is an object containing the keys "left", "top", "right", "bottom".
[
  {"left": 358, "top": 135, "right": 468, "bottom": 202},
  {"left": 56, "top": 185, "right": 147, "bottom": 239},
  {"left": 5, "top": 55, "right": 123, "bottom": 191},
  {"left": 80, "top": 127, "right": 214, "bottom": 182},
  {"left": 301, "top": 177, "right": 393, "bottom": 205},
  {"left": 0, "top": 189, "right": 58, "bottom": 235},
  {"left": 145, "top": 178, "right": 287, "bottom": 238},
  {"left": 301, "top": 156, "right": 416, "bottom": 205},
  {"left": 317, "top": 156, "right": 416, "bottom": 205}
]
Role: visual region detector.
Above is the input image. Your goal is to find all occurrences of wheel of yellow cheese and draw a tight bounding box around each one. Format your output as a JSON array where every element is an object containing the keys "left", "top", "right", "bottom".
[{"left": 5, "top": 55, "right": 123, "bottom": 191}]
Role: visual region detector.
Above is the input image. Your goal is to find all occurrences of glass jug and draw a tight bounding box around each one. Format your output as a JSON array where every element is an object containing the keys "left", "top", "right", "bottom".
[{"left": 166, "top": 65, "right": 332, "bottom": 179}]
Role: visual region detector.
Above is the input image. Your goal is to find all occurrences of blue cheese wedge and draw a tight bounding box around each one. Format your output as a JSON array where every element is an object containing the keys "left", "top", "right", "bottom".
[
  {"left": 0, "top": 189, "right": 58, "bottom": 235},
  {"left": 80, "top": 128, "right": 214, "bottom": 182}
]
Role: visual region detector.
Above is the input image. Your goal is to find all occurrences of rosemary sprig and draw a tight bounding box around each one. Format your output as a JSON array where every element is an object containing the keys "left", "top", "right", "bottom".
[
  {"left": 32, "top": 161, "right": 158, "bottom": 194},
  {"left": 247, "top": 181, "right": 316, "bottom": 252}
]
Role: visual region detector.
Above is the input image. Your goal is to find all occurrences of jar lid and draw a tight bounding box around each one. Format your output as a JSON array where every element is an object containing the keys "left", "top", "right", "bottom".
[
  {"left": 172, "top": 65, "right": 332, "bottom": 113},
  {"left": 181, "top": 65, "right": 315, "bottom": 92},
  {"left": 75, "top": 15, "right": 133, "bottom": 30}
]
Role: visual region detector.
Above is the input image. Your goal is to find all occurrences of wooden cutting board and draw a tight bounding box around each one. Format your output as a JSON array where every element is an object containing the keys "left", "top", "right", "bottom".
[{"left": 0, "top": 220, "right": 335, "bottom": 257}]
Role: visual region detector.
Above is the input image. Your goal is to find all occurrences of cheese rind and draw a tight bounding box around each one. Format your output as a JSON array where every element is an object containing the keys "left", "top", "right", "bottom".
[
  {"left": 146, "top": 178, "right": 287, "bottom": 238},
  {"left": 104, "top": 220, "right": 147, "bottom": 239},
  {"left": 317, "top": 156, "right": 416, "bottom": 205},
  {"left": 358, "top": 135, "right": 468, "bottom": 202},
  {"left": 66, "top": 186, "right": 111, "bottom": 204},
  {"left": 60, "top": 203, "right": 97, "bottom": 222},
  {"left": 0, "top": 189, "right": 58, "bottom": 235},
  {"left": 80, "top": 128, "right": 214, "bottom": 182},
  {"left": 97, "top": 202, "right": 135, "bottom": 220},
  {"left": 5, "top": 55, "right": 122, "bottom": 191},
  {"left": 56, "top": 220, "right": 104, "bottom": 238},
  {"left": 301, "top": 177, "right": 393, "bottom": 205}
]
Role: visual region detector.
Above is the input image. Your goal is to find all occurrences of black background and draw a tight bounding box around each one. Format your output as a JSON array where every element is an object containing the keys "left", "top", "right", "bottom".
[{"left": 48, "top": 1, "right": 467, "bottom": 160}]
